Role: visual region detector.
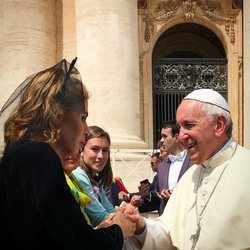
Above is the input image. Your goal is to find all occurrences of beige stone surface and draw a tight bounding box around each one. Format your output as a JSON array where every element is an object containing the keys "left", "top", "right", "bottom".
[
  {"left": 243, "top": 0, "right": 250, "bottom": 148},
  {"left": 0, "top": 0, "right": 57, "bottom": 151},
  {"left": 0, "top": 0, "right": 57, "bottom": 107},
  {"left": 75, "top": 0, "right": 146, "bottom": 148}
]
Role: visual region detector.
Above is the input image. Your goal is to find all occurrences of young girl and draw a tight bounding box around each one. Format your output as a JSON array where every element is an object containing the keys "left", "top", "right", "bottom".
[
  {"left": 73, "top": 126, "right": 115, "bottom": 228},
  {"left": 73, "top": 126, "right": 139, "bottom": 249}
]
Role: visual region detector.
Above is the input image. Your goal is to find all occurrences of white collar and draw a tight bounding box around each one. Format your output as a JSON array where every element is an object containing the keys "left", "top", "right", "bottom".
[
  {"left": 202, "top": 138, "right": 236, "bottom": 169},
  {"left": 168, "top": 150, "right": 187, "bottom": 163}
]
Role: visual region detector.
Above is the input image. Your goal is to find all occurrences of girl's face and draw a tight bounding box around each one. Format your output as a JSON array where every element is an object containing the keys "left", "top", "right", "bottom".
[{"left": 82, "top": 136, "right": 110, "bottom": 176}]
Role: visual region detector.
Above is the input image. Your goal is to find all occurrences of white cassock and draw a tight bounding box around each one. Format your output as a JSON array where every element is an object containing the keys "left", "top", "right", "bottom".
[{"left": 135, "top": 140, "right": 250, "bottom": 250}]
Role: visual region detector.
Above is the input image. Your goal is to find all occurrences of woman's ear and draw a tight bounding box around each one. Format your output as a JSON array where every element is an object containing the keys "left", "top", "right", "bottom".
[{"left": 54, "top": 113, "right": 63, "bottom": 127}]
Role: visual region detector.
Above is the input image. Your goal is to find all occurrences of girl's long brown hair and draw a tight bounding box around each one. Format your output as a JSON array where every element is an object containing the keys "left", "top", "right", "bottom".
[{"left": 82, "top": 125, "right": 113, "bottom": 188}]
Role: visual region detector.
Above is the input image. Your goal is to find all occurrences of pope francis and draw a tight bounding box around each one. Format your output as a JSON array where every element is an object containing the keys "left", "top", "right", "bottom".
[{"left": 133, "top": 89, "right": 250, "bottom": 250}]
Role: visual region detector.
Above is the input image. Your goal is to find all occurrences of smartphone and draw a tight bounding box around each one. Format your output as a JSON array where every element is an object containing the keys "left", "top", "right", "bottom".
[{"left": 140, "top": 178, "right": 150, "bottom": 185}]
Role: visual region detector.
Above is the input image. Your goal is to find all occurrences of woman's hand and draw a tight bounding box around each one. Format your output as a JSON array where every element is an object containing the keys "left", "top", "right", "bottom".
[
  {"left": 112, "top": 209, "right": 136, "bottom": 239},
  {"left": 95, "top": 213, "right": 115, "bottom": 229},
  {"left": 120, "top": 203, "right": 146, "bottom": 235}
]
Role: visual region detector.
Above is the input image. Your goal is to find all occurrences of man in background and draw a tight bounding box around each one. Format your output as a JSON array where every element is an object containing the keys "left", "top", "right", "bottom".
[
  {"left": 132, "top": 121, "right": 192, "bottom": 215},
  {"left": 130, "top": 152, "right": 161, "bottom": 214},
  {"left": 156, "top": 120, "right": 192, "bottom": 215}
]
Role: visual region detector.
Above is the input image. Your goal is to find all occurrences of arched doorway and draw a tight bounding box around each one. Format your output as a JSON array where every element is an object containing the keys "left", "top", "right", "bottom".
[{"left": 152, "top": 23, "right": 227, "bottom": 147}]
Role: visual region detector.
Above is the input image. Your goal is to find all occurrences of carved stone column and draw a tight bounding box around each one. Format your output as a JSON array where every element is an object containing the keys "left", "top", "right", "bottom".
[
  {"left": 243, "top": 0, "right": 250, "bottom": 148},
  {"left": 0, "top": 0, "right": 57, "bottom": 151},
  {"left": 58, "top": 0, "right": 77, "bottom": 61},
  {"left": 0, "top": 0, "right": 57, "bottom": 107},
  {"left": 75, "top": 0, "right": 146, "bottom": 148}
]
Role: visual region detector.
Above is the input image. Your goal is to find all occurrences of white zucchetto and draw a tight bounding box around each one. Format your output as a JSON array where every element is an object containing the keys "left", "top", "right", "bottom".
[{"left": 183, "top": 89, "right": 230, "bottom": 113}]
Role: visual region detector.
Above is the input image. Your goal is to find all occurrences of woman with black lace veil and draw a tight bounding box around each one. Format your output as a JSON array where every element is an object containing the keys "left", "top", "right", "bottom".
[{"left": 0, "top": 58, "right": 135, "bottom": 250}]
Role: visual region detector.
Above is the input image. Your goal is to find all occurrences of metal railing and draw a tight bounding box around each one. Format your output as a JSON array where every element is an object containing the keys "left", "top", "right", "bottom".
[{"left": 110, "top": 149, "right": 157, "bottom": 192}]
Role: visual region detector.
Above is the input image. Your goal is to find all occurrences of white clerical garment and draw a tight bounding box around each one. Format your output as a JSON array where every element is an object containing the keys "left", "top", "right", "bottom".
[{"left": 136, "top": 140, "right": 250, "bottom": 250}]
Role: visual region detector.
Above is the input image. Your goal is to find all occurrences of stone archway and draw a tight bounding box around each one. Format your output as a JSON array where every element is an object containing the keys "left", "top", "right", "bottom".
[
  {"left": 152, "top": 23, "right": 227, "bottom": 146},
  {"left": 152, "top": 23, "right": 226, "bottom": 58},
  {"left": 138, "top": 0, "right": 242, "bottom": 148}
]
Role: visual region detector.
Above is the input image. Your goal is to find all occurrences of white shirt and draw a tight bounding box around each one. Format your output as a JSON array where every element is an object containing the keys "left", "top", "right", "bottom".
[{"left": 168, "top": 150, "right": 187, "bottom": 190}]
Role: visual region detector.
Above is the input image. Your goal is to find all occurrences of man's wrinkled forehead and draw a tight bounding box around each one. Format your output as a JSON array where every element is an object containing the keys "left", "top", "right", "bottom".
[{"left": 176, "top": 99, "right": 202, "bottom": 125}]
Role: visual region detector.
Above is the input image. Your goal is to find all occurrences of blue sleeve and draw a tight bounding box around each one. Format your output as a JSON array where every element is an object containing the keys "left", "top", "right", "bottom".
[
  {"left": 99, "top": 187, "right": 115, "bottom": 214},
  {"left": 72, "top": 167, "right": 114, "bottom": 228}
]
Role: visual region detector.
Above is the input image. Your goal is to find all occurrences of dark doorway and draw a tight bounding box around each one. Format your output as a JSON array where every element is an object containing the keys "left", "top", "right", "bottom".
[{"left": 152, "top": 23, "right": 227, "bottom": 147}]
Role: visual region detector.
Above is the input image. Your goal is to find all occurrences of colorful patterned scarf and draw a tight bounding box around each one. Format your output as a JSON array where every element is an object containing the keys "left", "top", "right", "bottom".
[{"left": 65, "top": 173, "right": 92, "bottom": 225}]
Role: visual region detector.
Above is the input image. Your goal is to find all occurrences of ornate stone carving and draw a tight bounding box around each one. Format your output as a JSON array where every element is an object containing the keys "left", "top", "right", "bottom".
[
  {"left": 138, "top": 0, "right": 147, "bottom": 9},
  {"left": 154, "top": 0, "right": 182, "bottom": 21},
  {"left": 198, "top": 1, "right": 236, "bottom": 43},
  {"left": 182, "top": 0, "right": 197, "bottom": 20},
  {"left": 142, "top": 0, "right": 238, "bottom": 44},
  {"left": 232, "top": 0, "right": 242, "bottom": 9},
  {"left": 143, "top": 14, "right": 155, "bottom": 42},
  {"left": 139, "top": 54, "right": 144, "bottom": 75},
  {"left": 238, "top": 57, "right": 242, "bottom": 79}
]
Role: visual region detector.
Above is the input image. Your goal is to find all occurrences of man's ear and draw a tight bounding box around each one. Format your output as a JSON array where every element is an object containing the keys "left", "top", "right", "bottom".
[
  {"left": 174, "top": 133, "right": 179, "bottom": 140},
  {"left": 215, "top": 115, "right": 226, "bottom": 137}
]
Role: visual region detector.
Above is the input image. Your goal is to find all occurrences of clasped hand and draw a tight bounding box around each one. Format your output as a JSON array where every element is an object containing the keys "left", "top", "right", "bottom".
[
  {"left": 156, "top": 188, "right": 172, "bottom": 200},
  {"left": 96, "top": 203, "right": 145, "bottom": 239}
]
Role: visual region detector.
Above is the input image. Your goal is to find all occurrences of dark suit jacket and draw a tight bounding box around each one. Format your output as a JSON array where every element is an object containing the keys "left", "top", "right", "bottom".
[
  {"left": 157, "top": 153, "right": 193, "bottom": 215},
  {"left": 138, "top": 174, "right": 160, "bottom": 213},
  {"left": 144, "top": 154, "right": 193, "bottom": 215}
]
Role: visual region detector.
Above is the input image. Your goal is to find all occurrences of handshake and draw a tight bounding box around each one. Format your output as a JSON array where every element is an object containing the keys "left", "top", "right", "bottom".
[{"left": 96, "top": 201, "right": 145, "bottom": 239}]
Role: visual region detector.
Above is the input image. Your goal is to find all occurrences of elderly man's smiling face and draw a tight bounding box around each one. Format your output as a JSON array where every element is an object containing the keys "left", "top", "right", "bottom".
[{"left": 176, "top": 100, "right": 220, "bottom": 164}]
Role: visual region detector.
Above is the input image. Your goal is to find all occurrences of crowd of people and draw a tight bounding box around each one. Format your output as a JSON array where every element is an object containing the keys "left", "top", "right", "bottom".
[{"left": 0, "top": 58, "right": 250, "bottom": 250}]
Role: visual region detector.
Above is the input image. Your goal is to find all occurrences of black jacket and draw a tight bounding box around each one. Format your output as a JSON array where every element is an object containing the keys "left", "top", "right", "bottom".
[{"left": 0, "top": 140, "right": 123, "bottom": 250}]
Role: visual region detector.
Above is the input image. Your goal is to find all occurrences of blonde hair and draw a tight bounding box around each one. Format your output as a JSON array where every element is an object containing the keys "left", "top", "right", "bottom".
[{"left": 4, "top": 67, "right": 89, "bottom": 151}]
